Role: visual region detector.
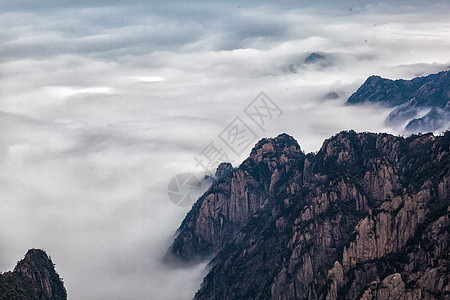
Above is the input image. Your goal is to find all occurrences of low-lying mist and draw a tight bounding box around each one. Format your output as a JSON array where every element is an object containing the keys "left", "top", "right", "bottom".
[{"left": 0, "top": 1, "right": 449, "bottom": 299}]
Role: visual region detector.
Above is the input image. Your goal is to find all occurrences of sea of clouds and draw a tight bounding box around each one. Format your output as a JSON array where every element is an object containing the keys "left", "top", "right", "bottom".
[{"left": 1, "top": 0, "right": 449, "bottom": 299}]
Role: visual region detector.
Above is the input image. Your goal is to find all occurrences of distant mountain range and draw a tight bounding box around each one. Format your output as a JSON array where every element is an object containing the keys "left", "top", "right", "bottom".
[
  {"left": 169, "top": 131, "right": 449, "bottom": 299},
  {"left": 0, "top": 249, "right": 66, "bottom": 300},
  {"left": 347, "top": 70, "right": 450, "bottom": 133}
]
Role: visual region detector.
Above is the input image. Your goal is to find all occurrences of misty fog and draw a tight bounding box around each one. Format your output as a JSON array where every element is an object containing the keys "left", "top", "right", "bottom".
[{"left": 1, "top": 1, "right": 449, "bottom": 299}]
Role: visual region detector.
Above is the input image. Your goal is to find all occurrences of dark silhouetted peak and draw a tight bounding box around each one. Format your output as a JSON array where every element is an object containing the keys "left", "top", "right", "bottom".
[
  {"left": 18, "top": 249, "right": 51, "bottom": 266},
  {"left": 406, "top": 107, "right": 450, "bottom": 133},
  {"left": 347, "top": 70, "right": 450, "bottom": 133},
  {"left": 215, "top": 162, "right": 233, "bottom": 180},
  {"left": 346, "top": 75, "right": 411, "bottom": 106},
  {"left": 325, "top": 92, "right": 340, "bottom": 100},
  {"left": 365, "top": 74, "right": 383, "bottom": 83},
  {"left": 304, "top": 52, "right": 326, "bottom": 64},
  {"left": 0, "top": 249, "right": 67, "bottom": 300},
  {"left": 289, "top": 52, "right": 331, "bottom": 73}
]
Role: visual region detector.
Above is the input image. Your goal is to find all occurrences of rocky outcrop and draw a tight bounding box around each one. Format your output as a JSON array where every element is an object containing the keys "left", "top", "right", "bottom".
[
  {"left": 346, "top": 70, "right": 450, "bottom": 133},
  {"left": 357, "top": 209, "right": 449, "bottom": 300},
  {"left": 170, "top": 133, "right": 304, "bottom": 261},
  {"left": 214, "top": 162, "right": 233, "bottom": 180},
  {"left": 168, "top": 130, "right": 450, "bottom": 299},
  {"left": 0, "top": 249, "right": 67, "bottom": 300}
]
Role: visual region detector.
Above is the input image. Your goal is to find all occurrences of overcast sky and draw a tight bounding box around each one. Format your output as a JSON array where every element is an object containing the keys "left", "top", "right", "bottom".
[{"left": 1, "top": 1, "right": 449, "bottom": 299}]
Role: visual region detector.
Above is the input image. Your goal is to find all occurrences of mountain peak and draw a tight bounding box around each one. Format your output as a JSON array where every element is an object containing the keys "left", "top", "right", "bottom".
[
  {"left": 347, "top": 70, "right": 450, "bottom": 133},
  {"left": 249, "top": 133, "right": 301, "bottom": 162},
  {"left": 12, "top": 249, "right": 67, "bottom": 300},
  {"left": 169, "top": 133, "right": 306, "bottom": 261},
  {"left": 0, "top": 249, "right": 67, "bottom": 299},
  {"left": 20, "top": 248, "right": 51, "bottom": 263},
  {"left": 365, "top": 74, "right": 383, "bottom": 83},
  {"left": 304, "top": 52, "right": 326, "bottom": 64},
  {"left": 215, "top": 162, "right": 233, "bottom": 179},
  {"left": 169, "top": 131, "right": 450, "bottom": 299}
]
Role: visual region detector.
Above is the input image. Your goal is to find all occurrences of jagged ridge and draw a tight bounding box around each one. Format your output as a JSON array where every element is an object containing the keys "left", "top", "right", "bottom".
[
  {"left": 169, "top": 130, "right": 450, "bottom": 300},
  {"left": 346, "top": 70, "right": 450, "bottom": 133}
]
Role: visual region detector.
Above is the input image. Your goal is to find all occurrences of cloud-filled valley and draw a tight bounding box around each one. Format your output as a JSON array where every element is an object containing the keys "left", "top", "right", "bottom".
[{"left": 1, "top": 1, "right": 449, "bottom": 299}]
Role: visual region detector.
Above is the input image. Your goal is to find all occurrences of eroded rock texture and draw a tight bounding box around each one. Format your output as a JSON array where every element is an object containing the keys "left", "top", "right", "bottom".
[
  {"left": 169, "top": 131, "right": 449, "bottom": 300},
  {"left": 0, "top": 249, "right": 67, "bottom": 300}
]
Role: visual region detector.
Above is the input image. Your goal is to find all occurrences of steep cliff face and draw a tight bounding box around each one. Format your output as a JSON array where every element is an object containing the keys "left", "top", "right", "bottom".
[
  {"left": 170, "top": 133, "right": 305, "bottom": 261},
  {"left": 169, "top": 131, "right": 450, "bottom": 300},
  {"left": 0, "top": 249, "right": 67, "bottom": 300},
  {"left": 346, "top": 70, "right": 450, "bottom": 133}
]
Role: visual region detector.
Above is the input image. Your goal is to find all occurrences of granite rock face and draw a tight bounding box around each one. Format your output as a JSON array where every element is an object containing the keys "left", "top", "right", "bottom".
[
  {"left": 346, "top": 70, "right": 450, "bottom": 133},
  {"left": 170, "top": 133, "right": 304, "bottom": 261},
  {"left": 169, "top": 131, "right": 450, "bottom": 300},
  {"left": 215, "top": 162, "right": 234, "bottom": 180},
  {"left": 0, "top": 249, "right": 67, "bottom": 300}
]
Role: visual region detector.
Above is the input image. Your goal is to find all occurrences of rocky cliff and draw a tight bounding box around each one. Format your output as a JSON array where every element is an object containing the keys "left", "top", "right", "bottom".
[
  {"left": 346, "top": 70, "right": 450, "bottom": 133},
  {"left": 0, "top": 249, "right": 67, "bottom": 300},
  {"left": 169, "top": 131, "right": 450, "bottom": 299}
]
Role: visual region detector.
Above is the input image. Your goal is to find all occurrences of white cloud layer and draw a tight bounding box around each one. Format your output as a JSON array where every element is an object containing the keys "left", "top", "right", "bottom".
[{"left": 1, "top": 1, "right": 449, "bottom": 299}]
